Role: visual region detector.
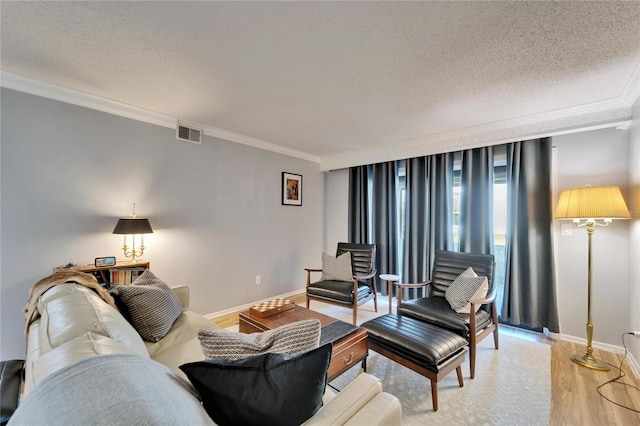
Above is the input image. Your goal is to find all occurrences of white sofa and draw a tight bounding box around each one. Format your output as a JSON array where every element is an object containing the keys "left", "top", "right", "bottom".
[{"left": 14, "top": 283, "right": 401, "bottom": 425}]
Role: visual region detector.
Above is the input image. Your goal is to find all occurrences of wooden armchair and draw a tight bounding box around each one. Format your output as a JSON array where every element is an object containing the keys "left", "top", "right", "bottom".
[
  {"left": 306, "top": 243, "right": 377, "bottom": 325},
  {"left": 396, "top": 250, "right": 497, "bottom": 379}
]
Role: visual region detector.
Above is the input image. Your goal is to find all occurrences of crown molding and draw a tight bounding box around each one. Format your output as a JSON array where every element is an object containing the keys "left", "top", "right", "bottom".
[
  {"left": 2, "top": 68, "right": 637, "bottom": 171},
  {"left": 320, "top": 103, "right": 632, "bottom": 171},
  {"left": 320, "top": 60, "right": 640, "bottom": 171},
  {"left": 1, "top": 71, "right": 178, "bottom": 129},
  {"left": 202, "top": 125, "right": 320, "bottom": 163},
  {"left": 0, "top": 71, "right": 321, "bottom": 164},
  {"left": 621, "top": 59, "right": 640, "bottom": 106}
]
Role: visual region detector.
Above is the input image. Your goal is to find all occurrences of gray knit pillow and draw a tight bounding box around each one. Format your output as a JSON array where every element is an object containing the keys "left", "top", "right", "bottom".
[
  {"left": 321, "top": 252, "right": 353, "bottom": 282},
  {"left": 198, "top": 320, "right": 321, "bottom": 360},
  {"left": 445, "top": 267, "right": 488, "bottom": 313},
  {"left": 117, "top": 271, "right": 183, "bottom": 342}
]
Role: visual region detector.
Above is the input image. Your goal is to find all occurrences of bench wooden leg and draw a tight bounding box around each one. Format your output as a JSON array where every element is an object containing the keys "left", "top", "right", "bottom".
[{"left": 431, "top": 380, "right": 438, "bottom": 411}]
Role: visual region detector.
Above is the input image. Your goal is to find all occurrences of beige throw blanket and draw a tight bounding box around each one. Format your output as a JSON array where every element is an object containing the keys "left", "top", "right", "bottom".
[{"left": 23, "top": 269, "right": 117, "bottom": 333}]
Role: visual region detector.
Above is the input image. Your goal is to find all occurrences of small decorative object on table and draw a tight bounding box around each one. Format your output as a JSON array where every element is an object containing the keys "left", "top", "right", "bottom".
[
  {"left": 95, "top": 256, "right": 117, "bottom": 267},
  {"left": 250, "top": 298, "right": 295, "bottom": 318}
]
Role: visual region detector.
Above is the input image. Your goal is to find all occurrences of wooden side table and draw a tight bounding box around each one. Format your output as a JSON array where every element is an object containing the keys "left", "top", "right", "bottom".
[{"left": 379, "top": 274, "right": 400, "bottom": 313}]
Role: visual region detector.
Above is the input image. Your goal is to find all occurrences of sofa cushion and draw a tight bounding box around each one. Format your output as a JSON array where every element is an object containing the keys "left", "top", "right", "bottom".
[
  {"left": 445, "top": 267, "right": 488, "bottom": 313},
  {"left": 321, "top": 252, "right": 353, "bottom": 282},
  {"left": 147, "top": 310, "right": 219, "bottom": 380},
  {"left": 198, "top": 319, "right": 320, "bottom": 360},
  {"left": 37, "top": 284, "right": 148, "bottom": 358},
  {"left": 10, "top": 354, "right": 214, "bottom": 426},
  {"left": 180, "top": 343, "right": 332, "bottom": 426},
  {"left": 116, "top": 271, "right": 183, "bottom": 342}
]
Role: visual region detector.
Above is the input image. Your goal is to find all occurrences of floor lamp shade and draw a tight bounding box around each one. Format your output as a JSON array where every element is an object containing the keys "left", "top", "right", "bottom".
[
  {"left": 554, "top": 185, "right": 630, "bottom": 371},
  {"left": 554, "top": 185, "right": 631, "bottom": 220}
]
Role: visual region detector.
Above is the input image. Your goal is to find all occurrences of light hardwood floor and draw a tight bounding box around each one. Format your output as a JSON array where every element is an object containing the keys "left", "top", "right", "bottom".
[
  {"left": 211, "top": 295, "right": 640, "bottom": 425},
  {"left": 549, "top": 338, "right": 640, "bottom": 425}
]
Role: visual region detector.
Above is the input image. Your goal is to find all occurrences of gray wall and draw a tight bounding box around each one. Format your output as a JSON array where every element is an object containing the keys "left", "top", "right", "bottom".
[
  {"left": 0, "top": 88, "right": 325, "bottom": 360},
  {"left": 629, "top": 97, "right": 640, "bottom": 365},
  {"left": 325, "top": 168, "right": 350, "bottom": 253},
  {"left": 553, "top": 128, "right": 631, "bottom": 347}
]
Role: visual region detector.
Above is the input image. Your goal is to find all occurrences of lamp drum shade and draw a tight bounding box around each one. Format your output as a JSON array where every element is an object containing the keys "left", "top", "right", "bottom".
[
  {"left": 112, "top": 218, "right": 154, "bottom": 234},
  {"left": 554, "top": 186, "right": 630, "bottom": 220}
]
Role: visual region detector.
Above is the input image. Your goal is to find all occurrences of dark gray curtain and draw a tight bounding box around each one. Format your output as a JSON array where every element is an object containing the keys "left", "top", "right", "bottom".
[
  {"left": 371, "top": 162, "right": 399, "bottom": 296},
  {"left": 502, "top": 138, "right": 559, "bottom": 332},
  {"left": 401, "top": 153, "right": 454, "bottom": 299},
  {"left": 458, "top": 146, "right": 494, "bottom": 254},
  {"left": 348, "top": 165, "right": 371, "bottom": 244}
]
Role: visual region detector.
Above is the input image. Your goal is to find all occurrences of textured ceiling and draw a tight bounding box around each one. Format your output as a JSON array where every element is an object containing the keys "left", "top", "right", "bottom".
[{"left": 2, "top": 1, "right": 640, "bottom": 165}]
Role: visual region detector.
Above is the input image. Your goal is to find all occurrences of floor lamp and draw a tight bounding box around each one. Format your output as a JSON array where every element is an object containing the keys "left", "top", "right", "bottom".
[{"left": 554, "top": 185, "right": 630, "bottom": 371}]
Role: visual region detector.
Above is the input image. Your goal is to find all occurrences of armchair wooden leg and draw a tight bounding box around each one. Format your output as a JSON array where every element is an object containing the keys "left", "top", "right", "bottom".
[
  {"left": 306, "top": 296, "right": 310, "bottom": 309},
  {"left": 352, "top": 304, "right": 357, "bottom": 325},
  {"left": 469, "top": 338, "right": 476, "bottom": 379},
  {"left": 491, "top": 305, "right": 500, "bottom": 350},
  {"left": 372, "top": 281, "right": 378, "bottom": 312}
]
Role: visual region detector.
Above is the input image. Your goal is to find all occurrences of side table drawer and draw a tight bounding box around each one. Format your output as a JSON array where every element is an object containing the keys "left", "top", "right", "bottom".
[{"left": 327, "top": 331, "right": 368, "bottom": 380}]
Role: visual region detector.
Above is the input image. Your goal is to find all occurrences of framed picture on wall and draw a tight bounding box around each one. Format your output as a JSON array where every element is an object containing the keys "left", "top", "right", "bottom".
[{"left": 282, "top": 172, "right": 302, "bottom": 206}]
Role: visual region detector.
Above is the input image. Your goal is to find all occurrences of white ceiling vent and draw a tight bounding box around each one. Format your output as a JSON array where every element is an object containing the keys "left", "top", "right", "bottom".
[{"left": 176, "top": 122, "right": 202, "bottom": 144}]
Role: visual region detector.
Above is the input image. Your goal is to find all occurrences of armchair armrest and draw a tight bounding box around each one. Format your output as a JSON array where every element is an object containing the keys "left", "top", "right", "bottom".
[
  {"left": 394, "top": 280, "right": 431, "bottom": 290},
  {"left": 353, "top": 268, "right": 377, "bottom": 281},
  {"left": 305, "top": 268, "right": 322, "bottom": 287},
  {"left": 392, "top": 280, "right": 431, "bottom": 308},
  {"left": 469, "top": 285, "right": 497, "bottom": 306}
]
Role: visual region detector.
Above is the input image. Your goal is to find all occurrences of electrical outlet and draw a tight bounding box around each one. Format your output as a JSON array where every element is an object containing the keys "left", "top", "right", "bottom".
[
  {"left": 561, "top": 224, "right": 572, "bottom": 236},
  {"left": 255, "top": 275, "right": 261, "bottom": 285}
]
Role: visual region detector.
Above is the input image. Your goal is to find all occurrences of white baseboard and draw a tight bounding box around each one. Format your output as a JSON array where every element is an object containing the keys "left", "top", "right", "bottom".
[
  {"left": 204, "top": 289, "right": 306, "bottom": 320},
  {"left": 550, "top": 332, "right": 640, "bottom": 379}
]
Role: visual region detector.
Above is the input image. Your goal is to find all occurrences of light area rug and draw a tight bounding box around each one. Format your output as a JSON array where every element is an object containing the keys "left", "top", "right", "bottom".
[{"left": 311, "top": 299, "right": 551, "bottom": 426}]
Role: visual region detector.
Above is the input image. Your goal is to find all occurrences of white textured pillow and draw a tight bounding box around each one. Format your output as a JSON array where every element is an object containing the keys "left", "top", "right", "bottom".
[
  {"left": 321, "top": 252, "right": 353, "bottom": 282},
  {"left": 117, "top": 271, "right": 183, "bottom": 342},
  {"left": 198, "top": 319, "right": 321, "bottom": 360},
  {"left": 445, "top": 267, "right": 489, "bottom": 313}
]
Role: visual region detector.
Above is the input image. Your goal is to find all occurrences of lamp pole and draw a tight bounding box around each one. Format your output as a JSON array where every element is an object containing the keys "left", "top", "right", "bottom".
[{"left": 570, "top": 221, "right": 609, "bottom": 371}]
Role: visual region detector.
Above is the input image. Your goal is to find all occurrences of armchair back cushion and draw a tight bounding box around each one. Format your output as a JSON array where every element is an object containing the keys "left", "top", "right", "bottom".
[
  {"left": 430, "top": 250, "right": 495, "bottom": 304},
  {"left": 336, "top": 243, "right": 376, "bottom": 277}
]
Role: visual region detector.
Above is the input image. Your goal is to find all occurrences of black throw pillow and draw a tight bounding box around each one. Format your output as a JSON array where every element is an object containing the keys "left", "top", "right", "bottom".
[{"left": 180, "top": 343, "right": 332, "bottom": 426}]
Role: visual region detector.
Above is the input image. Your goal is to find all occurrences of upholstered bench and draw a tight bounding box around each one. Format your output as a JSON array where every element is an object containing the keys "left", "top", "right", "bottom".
[{"left": 361, "top": 314, "right": 467, "bottom": 411}]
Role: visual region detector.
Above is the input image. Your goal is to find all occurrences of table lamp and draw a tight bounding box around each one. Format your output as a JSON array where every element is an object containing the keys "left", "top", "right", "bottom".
[{"left": 113, "top": 203, "right": 154, "bottom": 264}]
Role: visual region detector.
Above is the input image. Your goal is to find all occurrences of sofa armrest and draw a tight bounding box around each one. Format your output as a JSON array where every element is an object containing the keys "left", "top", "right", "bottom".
[
  {"left": 344, "top": 392, "right": 402, "bottom": 426},
  {"left": 303, "top": 373, "right": 383, "bottom": 425},
  {"left": 171, "top": 286, "right": 189, "bottom": 309}
]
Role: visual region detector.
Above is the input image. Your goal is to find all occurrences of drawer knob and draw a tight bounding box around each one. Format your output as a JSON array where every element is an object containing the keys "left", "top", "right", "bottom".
[{"left": 343, "top": 352, "right": 355, "bottom": 365}]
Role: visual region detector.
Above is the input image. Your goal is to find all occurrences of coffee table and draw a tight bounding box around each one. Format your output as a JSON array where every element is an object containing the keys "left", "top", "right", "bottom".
[{"left": 239, "top": 305, "right": 368, "bottom": 381}]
